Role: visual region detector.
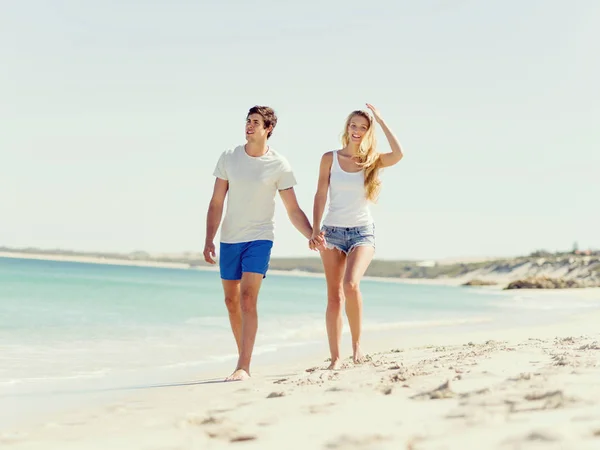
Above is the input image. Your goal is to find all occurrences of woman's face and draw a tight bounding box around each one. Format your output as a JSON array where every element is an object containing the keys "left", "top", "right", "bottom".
[{"left": 347, "top": 114, "right": 370, "bottom": 144}]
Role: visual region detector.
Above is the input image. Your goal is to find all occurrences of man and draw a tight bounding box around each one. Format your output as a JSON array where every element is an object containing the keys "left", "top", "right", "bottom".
[{"left": 204, "top": 105, "right": 321, "bottom": 381}]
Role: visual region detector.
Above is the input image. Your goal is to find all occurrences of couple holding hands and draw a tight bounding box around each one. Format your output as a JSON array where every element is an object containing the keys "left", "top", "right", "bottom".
[{"left": 204, "top": 104, "right": 403, "bottom": 381}]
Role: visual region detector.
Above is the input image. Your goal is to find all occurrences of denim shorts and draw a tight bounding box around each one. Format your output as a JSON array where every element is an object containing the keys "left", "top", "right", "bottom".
[{"left": 321, "top": 224, "right": 375, "bottom": 254}]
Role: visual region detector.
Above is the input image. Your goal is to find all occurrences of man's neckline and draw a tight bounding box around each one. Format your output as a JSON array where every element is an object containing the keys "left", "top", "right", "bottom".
[{"left": 243, "top": 144, "right": 270, "bottom": 158}]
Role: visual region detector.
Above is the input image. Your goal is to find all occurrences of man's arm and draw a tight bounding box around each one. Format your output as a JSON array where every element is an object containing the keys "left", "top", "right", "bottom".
[
  {"left": 204, "top": 178, "right": 228, "bottom": 264},
  {"left": 279, "top": 187, "right": 313, "bottom": 240}
]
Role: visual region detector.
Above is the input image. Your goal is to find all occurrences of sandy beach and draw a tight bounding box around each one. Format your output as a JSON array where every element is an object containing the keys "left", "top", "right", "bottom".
[{"left": 2, "top": 288, "right": 600, "bottom": 450}]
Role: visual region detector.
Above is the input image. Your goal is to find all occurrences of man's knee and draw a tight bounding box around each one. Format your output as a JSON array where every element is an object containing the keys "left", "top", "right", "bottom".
[
  {"left": 224, "top": 295, "right": 240, "bottom": 313},
  {"left": 240, "top": 290, "right": 258, "bottom": 314}
]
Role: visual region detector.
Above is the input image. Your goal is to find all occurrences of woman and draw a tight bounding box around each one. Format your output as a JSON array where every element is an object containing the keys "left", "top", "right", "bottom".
[{"left": 309, "top": 103, "right": 403, "bottom": 369}]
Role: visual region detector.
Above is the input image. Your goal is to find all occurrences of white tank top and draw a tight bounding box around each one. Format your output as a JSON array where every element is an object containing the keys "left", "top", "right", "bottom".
[{"left": 323, "top": 151, "right": 373, "bottom": 227}]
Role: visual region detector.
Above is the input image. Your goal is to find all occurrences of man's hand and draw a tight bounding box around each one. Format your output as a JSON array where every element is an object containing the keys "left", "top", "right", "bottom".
[{"left": 203, "top": 241, "right": 216, "bottom": 264}]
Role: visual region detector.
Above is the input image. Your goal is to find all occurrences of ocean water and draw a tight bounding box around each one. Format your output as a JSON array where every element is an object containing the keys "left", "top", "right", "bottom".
[{"left": 1, "top": 257, "right": 598, "bottom": 427}]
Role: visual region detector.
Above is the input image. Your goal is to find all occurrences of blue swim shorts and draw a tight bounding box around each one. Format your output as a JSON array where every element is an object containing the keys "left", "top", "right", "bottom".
[
  {"left": 219, "top": 240, "right": 273, "bottom": 280},
  {"left": 321, "top": 224, "right": 376, "bottom": 254}
]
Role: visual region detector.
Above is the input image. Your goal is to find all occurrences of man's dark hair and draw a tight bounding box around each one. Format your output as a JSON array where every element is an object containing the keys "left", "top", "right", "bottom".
[{"left": 247, "top": 105, "right": 277, "bottom": 139}]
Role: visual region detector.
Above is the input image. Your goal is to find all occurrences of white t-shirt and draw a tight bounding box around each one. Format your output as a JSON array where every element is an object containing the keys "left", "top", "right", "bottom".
[
  {"left": 323, "top": 151, "right": 373, "bottom": 227},
  {"left": 213, "top": 145, "right": 297, "bottom": 243}
]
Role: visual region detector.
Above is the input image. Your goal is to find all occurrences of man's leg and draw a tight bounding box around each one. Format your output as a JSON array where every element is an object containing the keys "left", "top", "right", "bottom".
[
  {"left": 221, "top": 279, "right": 241, "bottom": 354},
  {"left": 225, "top": 240, "right": 272, "bottom": 381},
  {"left": 219, "top": 242, "right": 244, "bottom": 358},
  {"left": 225, "top": 272, "right": 263, "bottom": 381}
]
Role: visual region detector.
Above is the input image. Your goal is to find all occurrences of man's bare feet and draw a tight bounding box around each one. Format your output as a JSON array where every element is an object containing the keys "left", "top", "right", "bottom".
[
  {"left": 353, "top": 345, "right": 365, "bottom": 364},
  {"left": 224, "top": 369, "right": 250, "bottom": 382},
  {"left": 327, "top": 358, "right": 341, "bottom": 370}
]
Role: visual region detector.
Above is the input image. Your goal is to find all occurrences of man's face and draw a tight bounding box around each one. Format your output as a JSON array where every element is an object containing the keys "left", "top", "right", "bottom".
[{"left": 245, "top": 113, "right": 272, "bottom": 142}]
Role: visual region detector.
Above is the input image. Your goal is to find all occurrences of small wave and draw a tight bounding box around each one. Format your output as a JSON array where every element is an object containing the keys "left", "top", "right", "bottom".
[
  {"left": 490, "top": 300, "right": 598, "bottom": 311},
  {"left": 160, "top": 359, "right": 215, "bottom": 370},
  {"left": 157, "top": 341, "right": 319, "bottom": 370},
  {"left": 183, "top": 316, "right": 227, "bottom": 327},
  {"left": 261, "top": 324, "right": 325, "bottom": 341},
  {"left": 250, "top": 317, "right": 494, "bottom": 343},
  {"left": 0, "top": 379, "right": 23, "bottom": 387},
  {"left": 363, "top": 317, "right": 492, "bottom": 332},
  {"left": 0, "top": 368, "right": 112, "bottom": 386}
]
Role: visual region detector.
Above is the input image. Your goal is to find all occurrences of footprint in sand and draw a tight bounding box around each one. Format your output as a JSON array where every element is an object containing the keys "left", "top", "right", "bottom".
[
  {"left": 209, "top": 408, "right": 233, "bottom": 414},
  {"left": 504, "top": 390, "right": 577, "bottom": 414},
  {"left": 257, "top": 420, "right": 275, "bottom": 427},
  {"left": 411, "top": 380, "right": 456, "bottom": 400},
  {"left": 204, "top": 425, "right": 258, "bottom": 443},
  {"left": 524, "top": 390, "right": 570, "bottom": 407},
  {"left": 326, "top": 386, "right": 347, "bottom": 392},
  {"left": 578, "top": 341, "right": 600, "bottom": 350},
  {"left": 295, "top": 370, "right": 339, "bottom": 386},
  {"left": 306, "top": 402, "right": 336, "bottom": 414},
  {"left": 184, "top": 412, "right": 260, "bottom": 443},
  {"left": 507, "top": 372, "right": 533, "bottom": 382},
  {"left": 322, "top": 371, "right": 340, "bottom": 381},
  {"left": 229, "top": 435, "right": 257, "bottom": 443},
  {"left": 199, "top": 416, "right": 224, "bottom": 425},
  {"left": 504, "top": 429, "right": 561, "bottom": 444},
  {"left": 180, "top": 414, "right": 224, "bottom": 428},
  {"left": 266, "top": 391, "right": 285, "bottom": 398},
  {"left": 382, "top": 386, "right": 393, "bottom": 395},
  {"left": 551, "top": 353, "right": 577, "bottom": 367},
  {"left": 325, "top": 434, "right": 391, "bottom": 448}
]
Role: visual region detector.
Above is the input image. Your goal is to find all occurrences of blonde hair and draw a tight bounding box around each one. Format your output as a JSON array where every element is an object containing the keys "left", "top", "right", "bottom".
[{"left": 341, "top": 110, "right": 382, "bottom": 202}]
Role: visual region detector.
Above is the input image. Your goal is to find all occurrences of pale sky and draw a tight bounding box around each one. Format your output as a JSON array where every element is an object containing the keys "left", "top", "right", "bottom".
[{"left": 2, "top": 0, "right": 599, "bottom": 260}]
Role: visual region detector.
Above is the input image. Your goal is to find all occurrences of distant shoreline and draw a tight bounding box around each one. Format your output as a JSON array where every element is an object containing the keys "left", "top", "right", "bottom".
[
  {"left": 0, "top": 251, "right": 195, "bottom": 270},
  {"left": 0, "top": 251, "right": 463, "bottom": 286},
  {"left": 2, "top": 248, "right": 599, "bottom": 289}
]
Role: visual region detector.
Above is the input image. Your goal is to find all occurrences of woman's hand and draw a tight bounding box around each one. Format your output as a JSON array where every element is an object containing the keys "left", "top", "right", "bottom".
[
  {"left": 366, "top": 102, "right": 404, "bottom": 167},
  {"left": 309, "top": 231, "right": 326, "bottom": 251},
  {"left": 366, "top": 103, "right": 383, "bottom": 124}
]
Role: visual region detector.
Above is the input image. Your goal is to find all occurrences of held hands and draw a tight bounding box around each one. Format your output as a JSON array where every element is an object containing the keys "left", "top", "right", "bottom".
[
  {"left": 309, "top": 231, "right": 326, "bottom": 252},
  {"left": 203, "top": 241, "right": 216, "bottom": 264},
  {"left": 365, "top": 103, "right": 383, "bottom": 124}
]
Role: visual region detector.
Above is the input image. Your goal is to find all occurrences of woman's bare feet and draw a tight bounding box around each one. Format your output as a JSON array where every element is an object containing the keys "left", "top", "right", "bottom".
[
  {"left": 225, "top": 368, "right": 250, "bottom": 382},
  {"left": 327, "top": 358, "right": 341, "bottom": 370},
  {"left": 353, "top": 344, "right": 365, "bottom": 364}
]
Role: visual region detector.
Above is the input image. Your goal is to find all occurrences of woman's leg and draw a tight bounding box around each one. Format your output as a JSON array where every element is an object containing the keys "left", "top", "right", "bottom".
[
  {"left": 320, "top": 248, "right": 347, "bottom": 369},
  {"left": 344, "top": 245, "right": 375, "bottom": 363}
]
